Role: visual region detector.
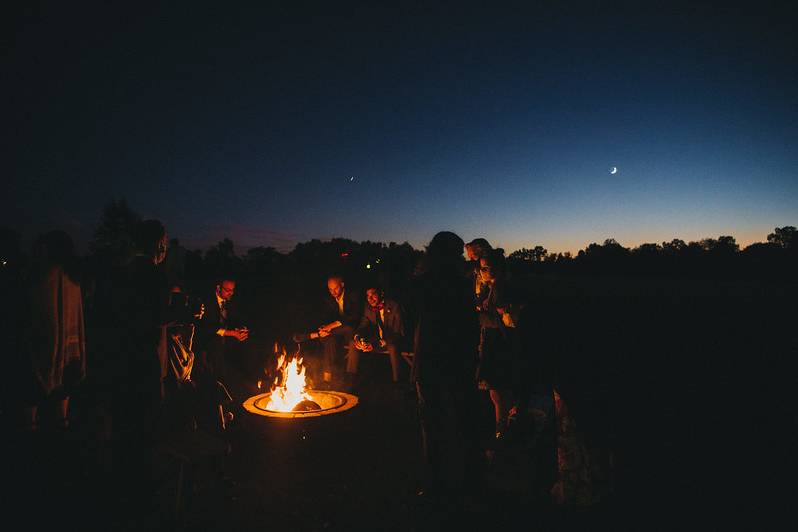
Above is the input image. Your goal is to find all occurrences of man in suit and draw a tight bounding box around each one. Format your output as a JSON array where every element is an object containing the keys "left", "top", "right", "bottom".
[
  {"left": 316, "top": 275, "right": 361, "bottom": 387},
  {"left": 196, "top": 276, "right": 249, "bottom": 389},
  {"left": 351, "top": 285, "right": 405, "bottom": 384}
]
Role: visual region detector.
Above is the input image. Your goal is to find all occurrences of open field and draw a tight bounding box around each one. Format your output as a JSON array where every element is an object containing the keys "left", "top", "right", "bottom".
[{"left": 3, "top": 273, "right": 795, "bottom": 529}]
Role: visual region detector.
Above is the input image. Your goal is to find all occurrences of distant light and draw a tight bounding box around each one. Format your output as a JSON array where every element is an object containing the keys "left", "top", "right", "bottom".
[
  {"left": 1, "top": 259, "right": 6, "bottom": 266},
  {"left": 366, "top": 263, "right": 371, "bottom": 269},
  {"left": 340, "top": 252, "right": 349, "bottom": 258},
  {"left": 375, "top": 259, "right": 381, "bottom": 264}
]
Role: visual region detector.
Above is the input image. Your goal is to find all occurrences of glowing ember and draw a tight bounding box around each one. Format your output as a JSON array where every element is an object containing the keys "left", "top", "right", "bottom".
[{"left": 266, "top": 352, "right": 315, "bottom": 412}]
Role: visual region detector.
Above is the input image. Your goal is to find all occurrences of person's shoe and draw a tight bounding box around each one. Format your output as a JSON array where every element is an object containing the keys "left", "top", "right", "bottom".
[{"left": 495, "top": 418, "right": 506, "bottom": 441}]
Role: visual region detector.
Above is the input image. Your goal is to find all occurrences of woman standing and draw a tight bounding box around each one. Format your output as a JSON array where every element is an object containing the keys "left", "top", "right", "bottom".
[
  {"left": 24, "top": 230, "right": 86, "bottom": 430},
  {"left": 477, "top": 249, "right": 520, "bottom": 440},
  {"left": 465, "top": 238, "right": 493, "bottom": 308}
]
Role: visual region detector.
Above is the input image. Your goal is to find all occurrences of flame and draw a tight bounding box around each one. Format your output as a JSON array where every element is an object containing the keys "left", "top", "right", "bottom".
[{"left": 265, "top": 350, "right": 314, "bottom": 411}]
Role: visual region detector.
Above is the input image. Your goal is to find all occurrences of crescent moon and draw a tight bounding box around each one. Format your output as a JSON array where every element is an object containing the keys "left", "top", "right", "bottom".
[{"left": 610, "top": 167, "right": 618, "bottom": 174}]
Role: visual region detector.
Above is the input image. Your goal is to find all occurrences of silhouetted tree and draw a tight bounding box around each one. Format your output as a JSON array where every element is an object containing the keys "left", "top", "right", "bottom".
[
  {"left": 244, "top": 246, "right": 285, "bottom": 275},
  {"left": 509, "top": 248, "right": 532, "bottom": 262},
  {"left": 634, "top": 243, "right": 662, "bottom": 257},
  {"left": 741, "top": 242, "right": 780, "bottom": 260},
  {"left": 246, "top": 246, "right": 282, "bottom": 264},
  {"left": 204, "top": 238, "right": 242, "bottom": 277},
  {"left": 509, "top": 245, "right": 548, "bottom": 262},
  {"left": 662, "top": 239, "right": 687, "bottom": 255},
  {"left": 701, "top": 235, "right": 738, "bottom": 254},
  {"left": 89, "top": 198, "right": 140, "bottom": 267},
  {"left": 767, "top": 226, "right": 797, "bottom": 250},
  {"left": 162, "top": 238, "right": 187, "bottom": 286},
  {"left": 582, "top": 239, "right": 629, "bottom": 262}
]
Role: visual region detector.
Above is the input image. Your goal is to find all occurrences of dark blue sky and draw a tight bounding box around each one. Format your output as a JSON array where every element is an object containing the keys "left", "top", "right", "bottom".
[{"left": 5, "top": 2, "right": 796, "bottom": 253}]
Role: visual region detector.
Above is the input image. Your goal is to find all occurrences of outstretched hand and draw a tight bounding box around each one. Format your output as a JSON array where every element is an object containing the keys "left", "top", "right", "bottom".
[
  {"left": 354, "top": 337, "right": 373, "bottom": 352},
  {"left": 230, "top": 327, "right": 249, "bottom": 341}
]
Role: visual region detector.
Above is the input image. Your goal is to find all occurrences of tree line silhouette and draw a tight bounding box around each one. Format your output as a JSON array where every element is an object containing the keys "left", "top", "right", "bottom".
[
  {"left": 2, "top": 198, "right": 795, "bottom": 286},
  {"left": 509, "top": 229, "right": 796, "bottom": 279}
]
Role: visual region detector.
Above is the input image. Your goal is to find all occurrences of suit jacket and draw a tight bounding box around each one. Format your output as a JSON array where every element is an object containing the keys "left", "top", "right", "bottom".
[
  {"left": 196, "top": 292, "right": 239, "bottom": 354},
  {"left": 321, "top": 289, "right": 362, "bottom": 329},
  {"left": 356, "top": 298, "right": 404, "bottom": 346}
]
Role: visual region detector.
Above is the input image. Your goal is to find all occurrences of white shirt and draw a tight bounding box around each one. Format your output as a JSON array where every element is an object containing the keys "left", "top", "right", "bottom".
[{"left": 336, "top": 292, "right": 345, "bottom": 315}]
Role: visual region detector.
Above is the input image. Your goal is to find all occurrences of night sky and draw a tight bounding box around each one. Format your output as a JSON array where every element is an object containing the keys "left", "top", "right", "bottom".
[{"left": 5, "top": 2, "right": 796, "bottom": 254}]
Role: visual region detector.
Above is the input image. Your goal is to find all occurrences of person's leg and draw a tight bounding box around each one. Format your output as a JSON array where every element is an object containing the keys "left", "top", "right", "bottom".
[
  {"left": 489, "top": 388, "right": 506, "bottom": 438},
  {"left": 111, "top": 383, "right": 161, "bottom": 511},
  {"left": 443, "top": 371, "right": 484, "bottom": 491},
  {"left": 345, "top": 341, "right": 360, "bottom": 374},
  {"left": 57, "top": 397, "right": 70, "bottom": 428},
  {"left": 488, "top": 389, "right": 504, "bottom": 424},
  {"left": 416, "top": 379, "right": 443, "bottom": 495},
  {"left": 320, "top": 336, "right": 336, "bottom": 382},
  {"left": 329, "top": 325, "right": 354, "bottom": 380},
  {"left": 207, "top": 345, "right": 228, "bottom": 388},
  {"left": 386, "top": 343, "right": 401, "bottom": 382}
]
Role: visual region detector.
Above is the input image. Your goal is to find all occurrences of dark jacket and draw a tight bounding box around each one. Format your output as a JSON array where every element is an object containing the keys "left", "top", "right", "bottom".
[
  {"left": 321, "top": 289, "right": 362, "bottom": 329},
  {"left": 356, "top": 298, "right": 404, "bottom": 346},
  {"left": 195, "top": 291, "right": 240, "bottom": 354},
  {"left": 411, "top": 264, "right": 479, "bottom": 383},
  {"left": 112, "top": 255, "right": 171, "bottom": 403}
]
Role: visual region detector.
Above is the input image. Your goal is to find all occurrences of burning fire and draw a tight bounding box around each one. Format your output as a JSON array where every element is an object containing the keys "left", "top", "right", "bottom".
[{"left": 265, "top": 350, "right": 315, "bottom": 412}]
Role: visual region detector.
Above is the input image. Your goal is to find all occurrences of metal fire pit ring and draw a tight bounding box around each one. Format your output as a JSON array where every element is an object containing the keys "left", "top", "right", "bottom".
[{"left": 242, "top": 390, "right": 359, "bottom": 419}]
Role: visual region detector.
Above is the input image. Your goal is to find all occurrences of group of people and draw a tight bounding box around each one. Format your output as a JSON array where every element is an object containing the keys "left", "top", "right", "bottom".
[
  {"left": 2, "top": 220, "right": 257, "bottom": 512},
  {"left": 4, "top": 223, "right": 579, "bottom": 513},
  {"left": 296, "top": 231, "right": 545, "bottom": 500},
  {"left": 294, "top": 274, "right": 408, "bottom": 391}
]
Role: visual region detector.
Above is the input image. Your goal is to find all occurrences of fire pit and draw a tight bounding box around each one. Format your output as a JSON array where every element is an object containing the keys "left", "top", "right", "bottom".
[
  {"left": 243, "top": 346, "right": 358, "bottom": 420},
  {"left": 243, "top": 389, "right": 358, "bottom": 419}
]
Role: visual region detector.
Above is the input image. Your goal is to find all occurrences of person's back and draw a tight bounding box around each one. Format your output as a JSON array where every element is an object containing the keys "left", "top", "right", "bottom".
[
  {"left": 108, "top": 219, "right": 170, "bottom": 513},
  {"left": 412, "top": 264, "right": 478, "bottom": 382},
  {"left": 116, "top": 254, "right": 168, "bottom": 387},
  {"left": 410, "top": 231, "right": 482, "bottom": 498},
  {"left": 29, "top": 263, "right": 87, "bottom": 394},
  {"left": 21, "top": 230, "right": 86, "bottom": 430}
]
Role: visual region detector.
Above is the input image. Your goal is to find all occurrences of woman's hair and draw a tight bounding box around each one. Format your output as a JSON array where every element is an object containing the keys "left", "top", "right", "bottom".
[
  {"left": 34, "top": 230, "right": 81, "bottom": 283},
  {"left": 428, "top": 231, "right": 465, "bottom": 263},
  {"left": 466, "top": 238, "right": 493, "bottom": 259},
  {"left": 481, "top": 248, "right": 506, "bottom": 280},
  {"left": 415, "top": 231, "right": 465, "bottom": 276},
  {"left": 133, "top": 219, "right": 166, "bottom": 256}
]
